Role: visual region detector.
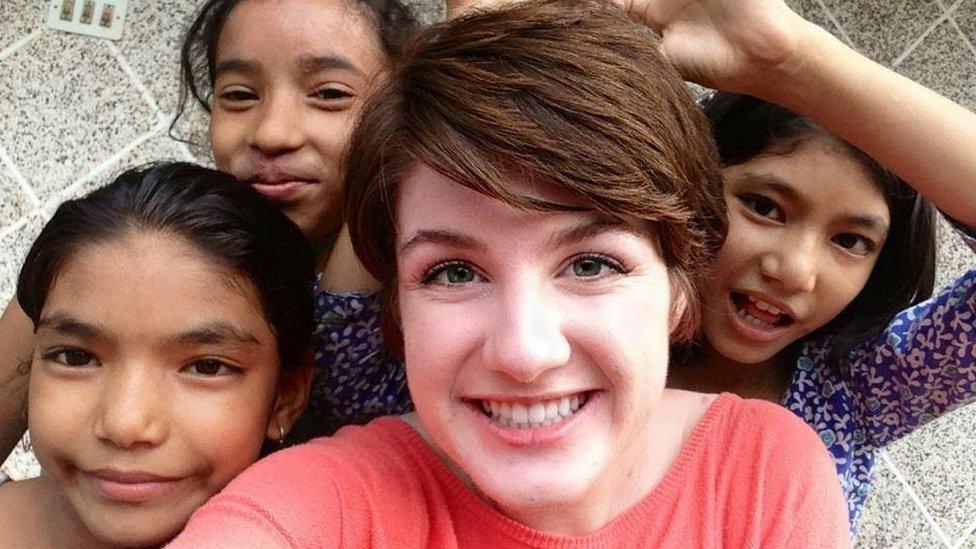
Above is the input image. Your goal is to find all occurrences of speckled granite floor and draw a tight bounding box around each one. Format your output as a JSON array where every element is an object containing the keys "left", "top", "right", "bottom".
[{"left": 0, "top": 0, "right": 973, "bottom": 546}]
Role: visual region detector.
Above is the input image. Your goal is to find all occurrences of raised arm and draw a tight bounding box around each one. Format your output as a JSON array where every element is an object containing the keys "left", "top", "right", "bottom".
[
  {"left": 0, "top": 300, "right": 32, "bottom": 460},
  {"left": 619, "top": 0, "right": 976, "bottom": 226}
]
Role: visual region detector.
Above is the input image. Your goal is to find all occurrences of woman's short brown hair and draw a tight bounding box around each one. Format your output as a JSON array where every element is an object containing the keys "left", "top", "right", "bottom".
[{"left": 346, "top": 0, "right": 727, "bottom": 354}]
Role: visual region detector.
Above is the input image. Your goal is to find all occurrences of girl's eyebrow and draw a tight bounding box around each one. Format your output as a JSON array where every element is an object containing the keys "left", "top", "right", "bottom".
[
  {"left": 164, "top": 322, "right": 260, "bottom": 347},
  {"left": 296, "top": 54, "right": 364, "bottom": 77},
  {"left": 35, "top": 313, "right": 107, "bottom": 340},
  {"left": 214, "top": 55, "right": 364, "bottom": 79}
]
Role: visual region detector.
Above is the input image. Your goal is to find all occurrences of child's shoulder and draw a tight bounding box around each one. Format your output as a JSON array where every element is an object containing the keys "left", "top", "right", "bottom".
[{"left": 0, "top": 477, "right": 46, "bottom": 546}]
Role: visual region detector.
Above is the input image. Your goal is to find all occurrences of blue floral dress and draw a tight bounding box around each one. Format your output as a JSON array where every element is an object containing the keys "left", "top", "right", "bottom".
[{"left": 301, "top": 233, "right": 975, "bottom": 533}]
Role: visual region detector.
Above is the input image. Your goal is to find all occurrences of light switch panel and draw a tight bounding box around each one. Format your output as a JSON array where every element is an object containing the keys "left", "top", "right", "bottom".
[{"left": 46, "top": 0, "right": 128, "bottom": 40}]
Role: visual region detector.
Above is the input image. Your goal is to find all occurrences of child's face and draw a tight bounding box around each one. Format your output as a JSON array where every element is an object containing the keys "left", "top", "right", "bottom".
[
  {"left": 28, "top": 233, "right": 283, "bottom": 546},
  {"left": 701, "top": 137, "right": 890, "bottom": 364},
  {"left": 209, "top": 0, "right": 387, "bottom": 247},
  {"left": 395, "top": 165, "right": 676, "bottom": 527}
]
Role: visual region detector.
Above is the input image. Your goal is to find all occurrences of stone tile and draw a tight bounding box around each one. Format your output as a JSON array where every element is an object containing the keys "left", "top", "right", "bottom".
[
  {"left": 786, "top": 0, "right": 848, "bottom": 42},
  {"left": 57, "top": 130, "right": 191, "bottom": 204},
  {"left": 896, "top": 16, "right": 976, "bottom": 111},
  {"left": 885, "top": 406, "right": 976, "bottom": 541},
  {"left": 820, "top": 0, "right": 943, "bottom": 64},
  {"left": 0, "top": 0, "right": 41, "bottom": 50},
  {"left": 403, "top": 0, "right": 445, "bottom": 24},
  {"left": 115, "top": 0, "right": 208, "bottom": 115},
  {"left": 0, "top": 163, "right": 33, "bottom": 231},
  {"left": 855, "top": 456, "right": 944, "bottom": 548},
  {"left": 0, "top": 212, "right": 46, "bottom": 310},
  {"left": 0, "top": 433, "right": 39, "bottom": 481},
  {"left": 934, "top": 214, "right": 974, "bottom": 292},
  {"left": 0, "top": 31, "right": 156, "bottom": 204},
  {"left": 952, "top": 0, "right": 976, "bottom": 48}
]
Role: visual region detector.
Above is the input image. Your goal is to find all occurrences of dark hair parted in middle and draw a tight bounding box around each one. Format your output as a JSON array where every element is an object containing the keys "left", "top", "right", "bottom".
[
  {"left": 346, "top": 0, "right": 728, "bottom": 354},
  {"left": 17, "top": 162, "right": 315, "bottom": 372}
]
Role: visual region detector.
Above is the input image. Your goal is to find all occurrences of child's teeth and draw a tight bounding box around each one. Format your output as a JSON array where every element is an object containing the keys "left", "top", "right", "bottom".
[{"left": 482, "top": 394, "right": 588, "bottom": 429}]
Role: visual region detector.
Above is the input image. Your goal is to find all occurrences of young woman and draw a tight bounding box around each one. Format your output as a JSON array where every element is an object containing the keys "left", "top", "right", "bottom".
[
  {"left": 0, "top": 0, "right": 419, "bottom": 461},
  {"left": 0, "top": 163, "right": 313, "bottom": 547},
  {"left": 170, "top": 2, "right": 849, "bottom": 546},
  {"left": 315, "top": 0, "right": 976, "bottom": 532}
]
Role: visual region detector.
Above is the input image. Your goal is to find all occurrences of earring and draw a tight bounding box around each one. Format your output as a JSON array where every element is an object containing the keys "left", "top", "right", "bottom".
[{"left": 277, "top": 424, "right": 286, "bottom": 445}]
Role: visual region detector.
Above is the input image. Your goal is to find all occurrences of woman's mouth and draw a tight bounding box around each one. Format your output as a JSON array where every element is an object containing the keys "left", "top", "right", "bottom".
[
  {"left": 473, "top": 392, "right": 591, "bottom": 429},
  {"left": 729, "top": 292, "right": 795, "bottom": 332}
]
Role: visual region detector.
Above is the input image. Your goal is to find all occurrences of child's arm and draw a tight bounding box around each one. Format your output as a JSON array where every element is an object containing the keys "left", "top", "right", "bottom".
[
  {"left": 620, "top": 0, "right": 976, "bottom": 226},
  {"left": 318, "top": 225, "right": 380, "bottom": 294},
  {"left": 0, "top": 301, "right": 31, "bottom": 460}
]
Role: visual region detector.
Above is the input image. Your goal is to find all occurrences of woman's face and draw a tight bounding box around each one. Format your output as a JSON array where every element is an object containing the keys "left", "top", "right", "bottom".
[
  {"left": 28, "top": 233, "right": 284, "bottom": 546},
  {"left": 701, "top": 137, "right": 890, "bottom": 364},
  {"left": 396, "top": 165, "right": 677, "bottom": 528},
  {"left": 209, "top": 0, "right": 386, "bottom": 246}
]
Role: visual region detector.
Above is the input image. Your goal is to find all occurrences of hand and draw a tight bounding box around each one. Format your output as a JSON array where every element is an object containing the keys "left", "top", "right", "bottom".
[{"left": 612, "top": 0, "right": 813, "bottom": 95}]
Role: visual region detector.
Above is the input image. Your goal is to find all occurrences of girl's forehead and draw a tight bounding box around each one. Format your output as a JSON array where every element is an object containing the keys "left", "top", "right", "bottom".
[{"left": 218, "top": 0, "right": 381, "bottom": 60}]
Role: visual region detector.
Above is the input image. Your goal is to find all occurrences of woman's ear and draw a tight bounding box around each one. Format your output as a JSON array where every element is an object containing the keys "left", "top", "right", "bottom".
[
  {"left": 266, "top": 355, "right": 313, "bottom": 442},
  {"left": 668, "top": 272, "right": 696, "bottom": 344}
]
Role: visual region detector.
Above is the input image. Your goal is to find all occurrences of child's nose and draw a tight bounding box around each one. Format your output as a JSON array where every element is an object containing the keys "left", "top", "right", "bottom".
[{"left": 93, "top": 365, "right": 168, "bottom": 449}]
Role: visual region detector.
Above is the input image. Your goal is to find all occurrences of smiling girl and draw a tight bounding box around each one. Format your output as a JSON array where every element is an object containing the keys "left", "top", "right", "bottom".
[
  {"left": 171, "top": 2, "right": 849, "bottom": 546},
  {"left": 0, "top": 163, "right": 313, "bottom": 547},
  {"left": 0, "top": 0, "right": 419, "bottom": 460}
]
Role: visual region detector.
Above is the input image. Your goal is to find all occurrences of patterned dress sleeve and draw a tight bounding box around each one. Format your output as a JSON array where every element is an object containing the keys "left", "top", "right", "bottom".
[
  {"left": 298, "top": 287, "right": 412, "bottom": 438},
  {"left": 848, "top": 227, "right": 975, "bottom": 447}
]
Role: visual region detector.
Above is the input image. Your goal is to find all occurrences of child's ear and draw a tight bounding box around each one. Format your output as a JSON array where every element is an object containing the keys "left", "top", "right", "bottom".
[
  {"left": 668, "top": 272, "right": 694, "bottom": 343},
  {"left": 266, "top": 356, "right": 313, "bottom": 443}
]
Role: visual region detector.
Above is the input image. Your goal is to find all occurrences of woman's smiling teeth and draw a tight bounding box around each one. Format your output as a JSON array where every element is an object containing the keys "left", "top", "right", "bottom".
[{"left": 479, "top": 393, "right": 589, "bottom": 428}]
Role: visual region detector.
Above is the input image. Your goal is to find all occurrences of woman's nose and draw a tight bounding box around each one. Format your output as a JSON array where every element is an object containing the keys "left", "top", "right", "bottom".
[{"left": 481, "top": 284, "right": 571, "bottom": 383}]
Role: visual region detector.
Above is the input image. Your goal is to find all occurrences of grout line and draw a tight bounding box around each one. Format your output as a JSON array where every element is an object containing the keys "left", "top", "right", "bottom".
[
  {"left": 104, "top": 41, "right": 167, "bottom": 127},
  {"left": 0, "top": 214, "right": 29, "bottom": 240},
  {"left": 812, "top": 0, "right": 857, "bottom": 47},
  {"left": 0, "top": 144, "right": 40, "bottom": 208},
  {"left": 177, "top": 141, "right": 199, "bottom": 163},
  {"left": 945, "top": 0, "right": 976, "bottom": 59},
  {"left": 891, "top": 7, "right": 952, "bottom": 68},
  {"left": 953, "top": 515, "right": 976, "bottom": 549},
  {"left": 0, "top": 29, "right": 42, "bottom": 62},
  {"left": 59, "top": 126, "right": 162, "bottom": 202},
  {"left": 879, "top": 451, "right": 955, "bottom": 547}
]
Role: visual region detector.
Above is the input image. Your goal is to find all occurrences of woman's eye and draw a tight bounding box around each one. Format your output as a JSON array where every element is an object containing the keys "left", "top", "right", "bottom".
[
  {"left": 740, "top": 194, "right": 784, "bottom": 222},
  {"left": 833, "top": 233, "right": 873, "bottom": 255},
  {"left": 311, "top": 87, "right": 353, "bottom": 101},
  {"left": 182, "top": 359, "right": 239, "bottom": 377},
  {"left": 422, "top": 262, "right": 483, "bottom": 286},
  {"left": 561, "top": 255, "right": 625, "bottom": 279},
  {"left": 45, "top": 348, "right": 98, "bottom": 368}
]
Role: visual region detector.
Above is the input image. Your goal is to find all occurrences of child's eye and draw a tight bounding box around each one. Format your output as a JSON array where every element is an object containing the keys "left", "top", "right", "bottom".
[
  {"left": 216, "top": 88, "right": 258, "bottom": 106},
  {"left": 559, "top": 254, "right": 627, "bottom": 279},
  {"left": 832, "top": 233, "right": 874, "bottom": 256},
  {"left": 739, "top": 194, "right": 784, "bottom": 222},
  {"left": 182, "top": 359, "right": 240, "bottom": 378},
  {"left": 311, "top": 86, "right": 353, "bottom": 102},
  {"left": 44, "top": 348, "right": 98, "bottom": 368},
  {"left": 422, "top": 261, "right": 484, "bottom": 286}
]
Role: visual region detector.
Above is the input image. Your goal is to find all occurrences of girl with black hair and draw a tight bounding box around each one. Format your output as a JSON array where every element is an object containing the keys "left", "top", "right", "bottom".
[
  {"left": 0, "top": 163, "right": 314, "bottom": 547},
  {"left": 0, "top": 0, "right": 420, "bottom": 460}
]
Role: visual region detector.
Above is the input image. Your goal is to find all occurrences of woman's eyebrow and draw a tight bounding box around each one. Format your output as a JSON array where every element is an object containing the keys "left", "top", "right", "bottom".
[
  {"left": 547, "top": 218, "right": 642, "bottom": 249},
  {"left": 399, "top": 229, "right": 487, "bottom": 255}
]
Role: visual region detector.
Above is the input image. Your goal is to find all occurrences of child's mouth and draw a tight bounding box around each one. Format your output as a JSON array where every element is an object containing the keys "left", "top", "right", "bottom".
[{"left": 729, "top": 291, "right": 794, "bottom": 330}]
